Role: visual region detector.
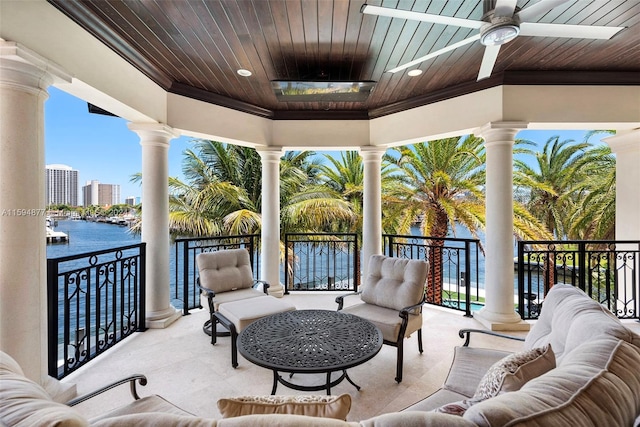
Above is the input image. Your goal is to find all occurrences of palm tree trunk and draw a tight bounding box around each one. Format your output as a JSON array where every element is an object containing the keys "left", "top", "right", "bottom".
[
  {"left": 543, "top": 248, "right": 556, "bottom": 296},
  {"left": 426, "top": 210, "right": 449, "bottom": 305}
]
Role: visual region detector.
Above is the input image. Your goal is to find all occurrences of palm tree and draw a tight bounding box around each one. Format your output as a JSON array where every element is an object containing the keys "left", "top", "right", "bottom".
[
  {"left": 317, "top": 151, "right": 407, "bottom": 234},
  {"left": 170, "top": 140, "right": 356, "bottom": 240},
  {"left": 514, "top": 136, "right": 597, "bottom": 292},
  {"left": 514, "top": 136, "right": 592, "bottom": 240},
  {"left": 569, "top": 145, "right": 616, "bottom": 240},
  {"left": 387, "top": 136, "right": 487, "bottom": 304}
]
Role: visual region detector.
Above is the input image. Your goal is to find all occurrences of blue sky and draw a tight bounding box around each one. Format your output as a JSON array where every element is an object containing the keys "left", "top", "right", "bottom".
[{"left": 44, "top": 87, "right": 608, "bottom": 203}]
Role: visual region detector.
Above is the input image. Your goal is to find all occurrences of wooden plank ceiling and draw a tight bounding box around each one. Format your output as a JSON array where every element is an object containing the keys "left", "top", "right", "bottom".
[{"left": 49, "top": 0, "right": 640, "bottom": 119}]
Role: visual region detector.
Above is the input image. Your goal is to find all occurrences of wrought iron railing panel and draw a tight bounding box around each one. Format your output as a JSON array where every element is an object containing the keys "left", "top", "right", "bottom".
[
  {"left": 517, "top": 240, "right": 640, "bottom": 320},
  {"left": 174, "top": 235, "right": 260, "bottom": 314},
  {"left": 47, "top": 243, "right": 146, "bottom": 379},
  {"left": 383, "top": 234, "right": 481, "bottom": 316},
  {"left": 284, "top": 233, "right": 358, "bottom": 292}
]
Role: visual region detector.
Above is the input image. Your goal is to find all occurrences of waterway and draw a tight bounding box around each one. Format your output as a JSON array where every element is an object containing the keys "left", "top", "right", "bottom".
[{"left": 47, "top": 220, "right": 535, "bottom": 297}]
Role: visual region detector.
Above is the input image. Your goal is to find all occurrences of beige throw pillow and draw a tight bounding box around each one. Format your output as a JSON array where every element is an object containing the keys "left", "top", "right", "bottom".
[
  {"left": 217, "top": 394, "right": 352, "bottom": 420},
  {"left": 474, "top": 344, "right": 555, "bottom": 400}
]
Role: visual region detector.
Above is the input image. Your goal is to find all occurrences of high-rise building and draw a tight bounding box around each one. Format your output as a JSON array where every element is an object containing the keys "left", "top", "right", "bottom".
[
  {"left": 82, "top": 180, "right": 121, "bottom": 206},
  {"left": 45, "top": 164, "right": 78, "bottom": 206},
  {"left": 125, "top": 196, "right": 137, "bottom": 206}
]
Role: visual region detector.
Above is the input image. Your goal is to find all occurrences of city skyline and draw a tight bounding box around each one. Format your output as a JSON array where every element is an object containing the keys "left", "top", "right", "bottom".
[{"left": 45, "top": 163, "right": 122, "bottom": 207}]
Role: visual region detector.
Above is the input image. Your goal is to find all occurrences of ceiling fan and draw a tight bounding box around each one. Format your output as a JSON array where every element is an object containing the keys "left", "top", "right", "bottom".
[{"left": 362, "top": 0, "right": 625, "bottom": 81}]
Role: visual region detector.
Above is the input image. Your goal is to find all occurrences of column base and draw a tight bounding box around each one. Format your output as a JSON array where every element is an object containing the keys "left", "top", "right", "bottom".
[
  {"left": 473, "top": 307, "right": 531, "bottom": 332},
  {"left": 267, "top": 283, "right": 285, "bottom": 298},
  {"left": 145, "top": 306, "right": 181, "bottom": 329}
]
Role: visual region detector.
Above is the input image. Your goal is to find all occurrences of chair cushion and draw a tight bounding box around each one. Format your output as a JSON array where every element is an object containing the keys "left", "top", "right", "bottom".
[
  {"left": 361, "top": 255, "right": 428, "bottom": 311},
  {"left": 197, "top": 249, "right": 255, "bottom": 294},
  {"left": 341, "top": 302, "right": 422, "bottom": 342},
  {"left": 218, "top": 296, "right": 296, "bottom": 332},
  {"left": 217, "top": 394, "right": 351, "bottom": 420},
  {"left": 209, "top": 288, "right": 266, "bottom": 311}
]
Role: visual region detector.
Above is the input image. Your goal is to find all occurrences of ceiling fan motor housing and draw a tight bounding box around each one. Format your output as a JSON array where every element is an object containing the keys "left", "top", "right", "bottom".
[{"left": 480, "top": 14, "right": 521, "bottom": 46}]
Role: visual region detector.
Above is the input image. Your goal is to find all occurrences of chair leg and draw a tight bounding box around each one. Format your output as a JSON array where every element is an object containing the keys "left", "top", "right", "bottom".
[
  {"left": 210, "top": 313, "right": 217, "bottom": 345},
  {"left": 230, "top": 324, "right": 238, "bottom": 369},
  {"left": 395, "top": 340, "right": 404, "bottom": 383},
  {"left": 418, "top": 328, "right": 423, "bottom": 353}
]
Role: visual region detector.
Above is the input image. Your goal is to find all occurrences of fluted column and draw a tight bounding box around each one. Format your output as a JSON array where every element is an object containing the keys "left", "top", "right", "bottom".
[
  {"left": 475, "top": 122, "right": 530, "bottom": 331},
  {"left": 361, "top": 147, "right": 386, "bottom": 279},
  {"left": 0, "top": 42, "right": 70, "bottom": 384},
  {"left": 257, "top": 148, "right": 284, "bottom": 297},
  {"left": 128, "top": 123, "right": 181, "bottom": 327}
]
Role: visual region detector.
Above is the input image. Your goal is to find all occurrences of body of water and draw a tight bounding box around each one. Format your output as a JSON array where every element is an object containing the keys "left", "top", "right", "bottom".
[
  {"left": 46, "top": 219, "right": 140, "bottom": 258},
  {"left": 47, "top": 220, "right": 535, "bottom": 298}
]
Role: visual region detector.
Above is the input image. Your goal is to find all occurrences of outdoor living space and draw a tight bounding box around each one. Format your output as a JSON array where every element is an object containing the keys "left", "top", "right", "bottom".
[{"left": 59, "top": 293, "right": 533, "bottom": 422}]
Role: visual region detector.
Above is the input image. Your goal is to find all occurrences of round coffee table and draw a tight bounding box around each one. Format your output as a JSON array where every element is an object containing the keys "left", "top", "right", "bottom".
[{"left": 237, "top": 309, "right": 383, "bottom": 395}]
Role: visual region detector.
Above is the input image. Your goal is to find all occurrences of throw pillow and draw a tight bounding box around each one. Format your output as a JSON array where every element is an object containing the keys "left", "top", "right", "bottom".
[
  {"left": 217, "top": 394, "right": 352, "bottom": 420},
  {"left": 432, "top": 398, "right": 483, "bottom": 416},
  {"left": 474, "top": 344, "right": 555, "bottom": 400}
]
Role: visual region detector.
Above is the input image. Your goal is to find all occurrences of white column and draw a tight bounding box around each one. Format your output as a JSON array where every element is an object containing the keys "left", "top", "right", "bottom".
[
  {"left": 475, "top": 122, "right": 530, "bottom": 331},
  {"left": 257, "top": 148, "right": 284, "bottom": 297},
  {"left": 361, "top": 147, "right": 385, "bottom": 279},
  {"left": 605, "top": 130, "right": 640, "bottom": 307},
  {"left": 605, "top": 130, "right": 640, "bottom": 242},
  {"left": 0, "top": 42, "right": 70, "bottom": 384},
  {"left": 128, "top": 123, "right": 181, "bottom": 328}
]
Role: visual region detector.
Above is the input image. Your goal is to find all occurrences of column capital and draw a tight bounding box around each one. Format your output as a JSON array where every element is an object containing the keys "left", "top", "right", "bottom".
[
  {"left": 359, "top": 146, "right": 386, "bottom": 161},
  {"left": 604, "top": 128, "right": 640, "bottom": 154},
  {"left": 256, "top": 146, "right": 283, "bottom": 162},
  {"left": 476, "top": 121, "right": 528, "bottom": 145},
  {"left": 0, "top": 41, "right": 71, "bottom": 93},
  {"left": 128, "top": 123, "right": 179, "bottom": 147}
]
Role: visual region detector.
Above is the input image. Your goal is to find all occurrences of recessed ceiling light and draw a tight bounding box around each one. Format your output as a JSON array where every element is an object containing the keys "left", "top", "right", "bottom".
[
  {"left": 237, "top": 69, "right": 252, "bottom": 77},
  {"left": 408, "top": 69, "right": 423, "bottom": 77}
]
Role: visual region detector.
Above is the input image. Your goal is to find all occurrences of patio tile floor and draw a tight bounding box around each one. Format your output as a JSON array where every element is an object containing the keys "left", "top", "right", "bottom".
[{"left": 62, "top": 293, "right": 640, "bottom": 422}]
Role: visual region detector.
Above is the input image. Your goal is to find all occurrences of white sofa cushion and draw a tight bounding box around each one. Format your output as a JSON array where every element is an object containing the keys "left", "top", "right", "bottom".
[
  {"left": 525, "top": 284, "right": 636, "bottom": 361},
  {"left": 0, "top": 352, "right": 88, "bottom": 427},
  {"left": 462, "top": 338, "right": 640, "bottom": 427}
]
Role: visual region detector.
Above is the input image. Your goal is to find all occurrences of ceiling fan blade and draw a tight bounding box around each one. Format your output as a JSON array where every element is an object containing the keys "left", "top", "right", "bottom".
[
  {"left": 361, "top": 4, "right": 482, "bottom": 29},
  {"left": 387, "top": 34, "right": 480, "bottom": 73},
  {"left": 477, "top": 45, "right": 501, "bottom": 81},
  {"left": 493, "top": 0, "right": 518, "bottom": 18},
  {"left": 520, "top": 22, "right": 625, "bottom": 39},
  {"left": 516, "top": 0, "right": 572, "bottom": 23}
]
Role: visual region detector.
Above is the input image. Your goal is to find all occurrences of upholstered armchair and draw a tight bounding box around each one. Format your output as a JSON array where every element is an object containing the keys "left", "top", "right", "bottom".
[
  {"left": 336, "top": 255, "right": 429, "bottom": 383},
  {"left": 196, "top": 248, "right": 269, "bottom": 344}
]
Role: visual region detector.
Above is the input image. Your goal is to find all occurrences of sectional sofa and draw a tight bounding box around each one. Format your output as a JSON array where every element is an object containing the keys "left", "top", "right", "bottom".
[{"left": 2, "top": 284, "right": 639, "bottom": 426}]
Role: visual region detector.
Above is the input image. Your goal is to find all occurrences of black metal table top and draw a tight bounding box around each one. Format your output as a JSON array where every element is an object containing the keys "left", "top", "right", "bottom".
[{"left": 237, "top": 309, "right": 383, "bottom": 374}]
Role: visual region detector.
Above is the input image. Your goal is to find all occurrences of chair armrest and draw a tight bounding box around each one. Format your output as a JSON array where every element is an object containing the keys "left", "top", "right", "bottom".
[
  {"left": 399, "top": 300, "right": 425, "bottom": 319},
  {"left": 336, "top": 292, "right": 361, "bottom": 310},
  {"left": 197, "top": 277, "right": 215, "bottom": 298},
  {"left": 253, "top": 280, "right": 270, "bottom": 293},
  {"left": 458, "top": 328, "right": 526, "bottom": 347},
  {"left": 66, "top": 375, "right": 147, "bottom": 407}
]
